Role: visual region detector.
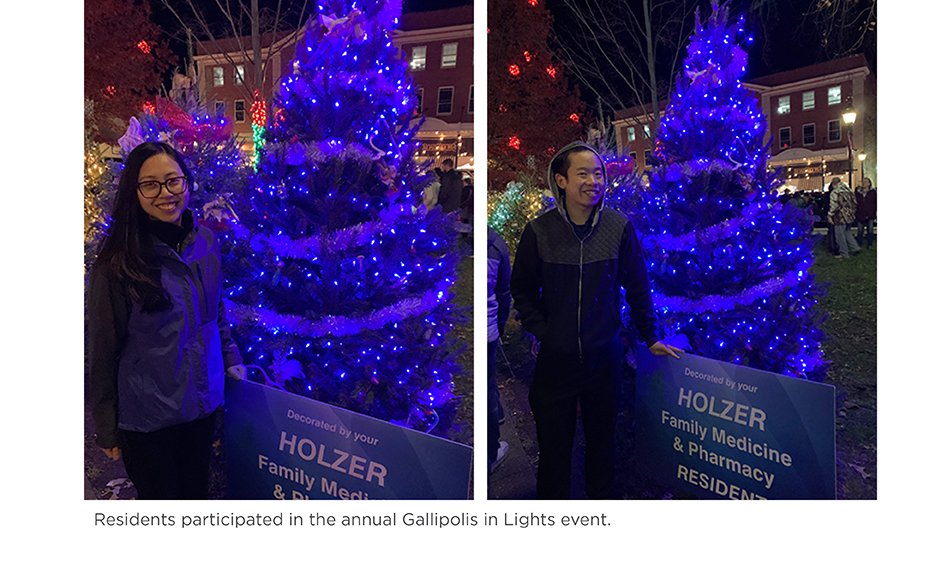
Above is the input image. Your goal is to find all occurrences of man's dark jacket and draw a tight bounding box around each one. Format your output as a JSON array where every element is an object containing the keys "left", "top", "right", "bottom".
[{"left": 511, "top": 142, "right": 659, "bottom": 360}]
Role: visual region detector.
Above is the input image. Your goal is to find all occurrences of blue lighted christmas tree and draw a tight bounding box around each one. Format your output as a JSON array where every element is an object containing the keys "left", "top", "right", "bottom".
[
  {"left": 614, "top": 0, "right": 826, "bottom": 380},
  {"left": 221, "top": 0, "right": 463, "bottom": 434}
]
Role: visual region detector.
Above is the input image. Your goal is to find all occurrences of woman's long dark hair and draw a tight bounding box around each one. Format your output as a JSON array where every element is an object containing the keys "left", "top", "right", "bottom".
[{"left": 96, "top": 141, "right": 194, "bottom": 311}]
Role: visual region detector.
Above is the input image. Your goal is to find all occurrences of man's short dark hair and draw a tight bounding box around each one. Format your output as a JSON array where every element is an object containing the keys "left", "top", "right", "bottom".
[
  {"left": 442, "top": 158, "right": 454, "bottom": 169},
  {"left": 551, "top": 147, "right": 587, "bottom": 180}
]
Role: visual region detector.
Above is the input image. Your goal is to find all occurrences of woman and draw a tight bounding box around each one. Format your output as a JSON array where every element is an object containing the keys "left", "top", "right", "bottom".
[{"left": 88, "top": 141, "right": 245, "bottom": 499}]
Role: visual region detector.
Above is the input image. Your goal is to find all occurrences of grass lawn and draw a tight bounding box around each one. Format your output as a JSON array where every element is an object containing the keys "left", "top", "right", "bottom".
[{"left": 811, "top": 238, "right": 877, "bottom": 499}]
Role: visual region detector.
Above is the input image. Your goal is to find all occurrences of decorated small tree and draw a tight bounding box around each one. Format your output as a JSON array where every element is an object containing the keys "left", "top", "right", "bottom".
[
  {"left": 84, "top": 99, "right": 114, "bottom": 274},
  {"left": 487, "top": 181, "right": 554, "bottom": 259},
  {"left": 221, "top": 0, "right": 464, "bottom": 436},
  {"left": 84, "top": 91, "right": 252, "bottom": 271},
  {"left": 616, "top": 1, "right": 826, "bottom": 380}
]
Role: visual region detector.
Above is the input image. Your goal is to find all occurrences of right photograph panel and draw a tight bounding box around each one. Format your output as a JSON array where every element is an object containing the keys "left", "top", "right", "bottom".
[{"left": 486, "top": 0, "right": 877, "bottom": 500}]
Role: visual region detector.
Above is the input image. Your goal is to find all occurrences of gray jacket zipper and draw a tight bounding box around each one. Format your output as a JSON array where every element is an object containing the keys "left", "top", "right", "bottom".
[{"left": 577, "top": 239, "right": 584, "bottom": 361}]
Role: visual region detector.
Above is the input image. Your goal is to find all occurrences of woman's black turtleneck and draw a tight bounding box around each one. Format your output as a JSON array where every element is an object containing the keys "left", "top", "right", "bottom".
[{"left": 148, "top": 209, "right": 195, "bottom": 253}]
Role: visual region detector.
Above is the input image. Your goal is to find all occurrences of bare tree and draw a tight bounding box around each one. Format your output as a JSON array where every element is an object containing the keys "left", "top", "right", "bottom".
[
  {"left": 553, "top": 0, "right": 699, "bottom": 147},
  {"left": 803, "top": 0, "right": 876, "bottom": 61},
  {"left": 160, "top": 0, "right": 312, "bottom": 103}
]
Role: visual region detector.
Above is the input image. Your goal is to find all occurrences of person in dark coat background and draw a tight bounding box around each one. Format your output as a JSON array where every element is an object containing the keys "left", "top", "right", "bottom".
[
  {"left": 436, "top": 158, "right": 464, "bottom": 213},
  {"left": 487, "top": 227, "right": 511, "bottom": 473},
  {"left": 855, "top": 177, "right": 877, "bottom": 248}
]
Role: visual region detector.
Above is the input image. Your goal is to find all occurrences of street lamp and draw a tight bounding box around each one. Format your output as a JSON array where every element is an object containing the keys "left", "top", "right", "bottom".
[
  {"left": 843, "top": 101, "right": 857, "bottom": 188},
  {"left": 857, "top": 152, "right": 867, "bottom": 186}
]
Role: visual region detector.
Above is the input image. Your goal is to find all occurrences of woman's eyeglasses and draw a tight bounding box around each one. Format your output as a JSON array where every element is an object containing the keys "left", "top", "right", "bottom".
[{"left": 138, "top": 176, "right": 188, "bottom": 198}]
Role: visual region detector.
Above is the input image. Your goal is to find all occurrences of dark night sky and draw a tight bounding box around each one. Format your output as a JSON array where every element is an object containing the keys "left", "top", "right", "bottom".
[
  {"left": 544, "top": 0, "right": 876, "bottom": 109},
  {"left": 151, "top": 0, "right": 474, "bottom": 69}
]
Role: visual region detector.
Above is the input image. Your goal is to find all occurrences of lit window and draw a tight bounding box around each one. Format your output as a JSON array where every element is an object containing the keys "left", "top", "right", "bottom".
[
  {"left": 437, "top": 87, "right": 453, "bottom": 115},
  {"left": 410, "top": 46, "right": 427, "bottom": 71},
  {"left": 415, "top": 88, "right": 424, "bottom": 115},
  {"left": 215, "top": 101, "right": 225, "bottom": 117},
  {"left": 627, "top": 126, "right": 636, "bottom": 142},
  {"left": 827, "top": 85, "right": 842, "bottom": 105},
  {"left": 643, "top": 124, "right": 651, "bottom": 139},
  {"left": 802, "top": 123, "right": 815, "bottom": 146},
  {"left": 235, "top": 100, "right": 246, "bottom": 123},
  {"left": 827, "top": 119, "right": 841, "bottom": 142},
  {"left": 779, "top": 127, "right": 791, "bottom": 149},
  {"left": 235, "top": 65, "right": 245, "bottom": 85},
  {"left": 468, "top": 85, "right": 474, "bottom": 114},
  {"left": 803, "top": 91, "right": 815, "bottom": 110},
  {"left": 213, "top": 66, "right": 224, "bottom": 87},
  {"left": 777, "top": 95, "right": 791, "bottom": 115},
  {"left": 441, "top": 42, "right": 458, "bottom": 68}
]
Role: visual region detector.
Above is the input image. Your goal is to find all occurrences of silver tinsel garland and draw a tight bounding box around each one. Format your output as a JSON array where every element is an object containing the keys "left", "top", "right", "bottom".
[{"left": 224, "top": 285, "right": 448, "bottom": 339}]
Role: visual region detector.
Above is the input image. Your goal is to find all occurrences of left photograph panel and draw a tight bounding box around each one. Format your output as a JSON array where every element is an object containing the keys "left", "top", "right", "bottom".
[{"left": 83, "top": 0, "right": 475, "bottom": 500}]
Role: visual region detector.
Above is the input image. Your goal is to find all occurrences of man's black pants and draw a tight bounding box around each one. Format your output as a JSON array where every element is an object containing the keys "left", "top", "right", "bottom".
[{"left": 529, "top": 346, "right": 623, "bottom": 499}]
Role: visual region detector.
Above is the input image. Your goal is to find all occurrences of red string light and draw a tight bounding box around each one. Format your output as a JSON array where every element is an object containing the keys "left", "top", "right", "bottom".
[
  {"left": 509, "top": 64, "right": 521, "bottom": 77},
  {"left": 508, "top": 135, "right": 522, "bottom": 150},
  {"left": 250, "top": 93, "right": 267, "bottom": 127},
  {"left": 104, "top": 85, "right": 117, "bottom": 97},
  {"left": 142, "top": 101, "right": 156, "bottom": 115},
  {"left": 528, "top": 0, "right": 538, "bottom": 6},
  {"left": 137, "top": 40, "right": 151, "bottom": 54},
  {"left": 569, "top": 113, "right": 580, "bottom": 123},
  {"left": 546, "top": 65, "right": 557, "bottom": 78},
  {"left": 523, "top": 50, "right": 532, "bottom": 62}
]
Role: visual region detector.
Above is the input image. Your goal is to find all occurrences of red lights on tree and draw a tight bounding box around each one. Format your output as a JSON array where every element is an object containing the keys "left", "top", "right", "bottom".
[
  {"left": 569, "top": 112, "right": 580, "bottom": 123},
  {"left": 86, "top": 0, "right": 169, "bottom": 125},
  {"left": 142, "top": 101, "right": 156, "bottom": 115},
  {"left": 488, "top": 0, "right": 585, "bottom": 189},
  {"left": 250, "top": 92, "right": 268, "bottom": 127}
]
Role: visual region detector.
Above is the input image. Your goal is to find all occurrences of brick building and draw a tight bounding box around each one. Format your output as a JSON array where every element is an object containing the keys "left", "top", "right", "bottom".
[
  {"left": 391, "top": 6, "right": 474, "bottom": 170},
  {"left": 191, "top": 6, "right": 474, "bottom": 169},
  {"left": 744, "top": 54, "right": 876, "bottom": 191},
  {"left": 193, "top": 30, "right": 300, "bottom": 153},
  {"left": 613, "top": 102, "right": 666, "bottom": 172},
  {"left": 611, "top": 54, "right": 876, "bottom": 191}
]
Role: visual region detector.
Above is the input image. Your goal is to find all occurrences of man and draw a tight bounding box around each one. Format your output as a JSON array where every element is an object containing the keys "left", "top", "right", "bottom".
[
  {"left": 511, "top": 141, "right": 682, "bottom": 499},
  {"left": 487, "top": 227, "right": 512, "bottom": 473},
  {"left": 827, "top": 176, "right": 860, "bottom": 259},
  {"left": 436, "top": 158, "right": 464, "bottom": 213}
]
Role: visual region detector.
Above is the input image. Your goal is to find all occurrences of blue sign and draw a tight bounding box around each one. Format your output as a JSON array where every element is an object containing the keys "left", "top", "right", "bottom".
[
  {"left": 224, "top": 379, "right": 472, "bottom": 500},
  {"left": 634, "top": 350, "right": 836, "bottom": 499}
]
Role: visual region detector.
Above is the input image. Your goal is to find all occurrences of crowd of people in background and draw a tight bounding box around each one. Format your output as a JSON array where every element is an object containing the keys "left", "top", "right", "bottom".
[{"left": 779, "top": 177, "right": 877, "bottom": 258}]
